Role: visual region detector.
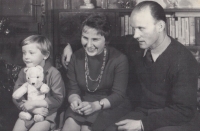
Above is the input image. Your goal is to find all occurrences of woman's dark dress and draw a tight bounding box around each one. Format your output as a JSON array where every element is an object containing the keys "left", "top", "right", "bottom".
[{"left": 64, "top": 46, "right": 131, "bottom": 130}]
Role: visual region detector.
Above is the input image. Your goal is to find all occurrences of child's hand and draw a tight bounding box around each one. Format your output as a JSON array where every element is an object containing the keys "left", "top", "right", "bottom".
[
  {"left": 20, "top": 100, "right": 35, "bottom": 111},
  {"left": 32, "top": 108, "right": 48, "bottom": 116}
]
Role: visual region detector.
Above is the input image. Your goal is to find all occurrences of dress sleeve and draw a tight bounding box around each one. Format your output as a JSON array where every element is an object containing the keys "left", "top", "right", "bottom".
[
  {"left": 12, "top": 68, "right": 26, "bottom": 110},
  {"left": 106, "top": 54, "right": 129, "bottom": 108},
  {"left": 44, "top": 69, "right": 65, "bottom": 113},
  {"left": 67, "top": 54, "right": 81, "bottom": 97},
  {"left": 142, "top": 51, "right": 198, "bottom": 131}
]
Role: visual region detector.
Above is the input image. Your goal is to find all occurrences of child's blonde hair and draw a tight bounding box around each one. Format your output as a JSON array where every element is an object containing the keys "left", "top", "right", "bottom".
[{"left": 21, "top": 35, "right": 51, "bottom": 58}]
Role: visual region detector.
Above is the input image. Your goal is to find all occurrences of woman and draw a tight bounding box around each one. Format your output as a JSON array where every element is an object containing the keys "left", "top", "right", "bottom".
[{"left": 62, "top": 14, "right": 131, "bottom": 131}]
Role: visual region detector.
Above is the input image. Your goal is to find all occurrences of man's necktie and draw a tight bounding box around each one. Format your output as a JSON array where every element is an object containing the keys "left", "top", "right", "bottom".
[{"left": 144, "top": 49, "right": 153, "bottom": 66}]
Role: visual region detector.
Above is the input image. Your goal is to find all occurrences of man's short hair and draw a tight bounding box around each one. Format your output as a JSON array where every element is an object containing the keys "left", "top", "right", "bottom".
[{"left": 134, "top": 1, "right": 166, "bottom": 23}]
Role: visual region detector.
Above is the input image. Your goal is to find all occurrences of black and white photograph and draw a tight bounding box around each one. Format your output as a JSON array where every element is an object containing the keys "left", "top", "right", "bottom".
[{"left": 1, "top": 0, "right": 200, "bottom": 131}]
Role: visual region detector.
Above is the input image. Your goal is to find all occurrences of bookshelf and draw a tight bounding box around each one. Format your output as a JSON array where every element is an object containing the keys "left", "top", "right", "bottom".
[{"left": 52, "top": 9, "right": 200, "bottom": 64}]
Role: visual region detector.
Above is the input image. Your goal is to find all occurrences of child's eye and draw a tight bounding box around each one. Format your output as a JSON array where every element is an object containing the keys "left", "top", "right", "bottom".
[
  {"left": 28, "top": 77, "right": 29, "bottom": 79},
  {"left": 37, "top": 76, "right": 39, "bottom": 78}
]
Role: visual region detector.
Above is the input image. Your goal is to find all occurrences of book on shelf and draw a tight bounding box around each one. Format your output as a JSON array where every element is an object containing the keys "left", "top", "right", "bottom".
[
  {"left": 169, "top": 17, "right": 172, "bottom": 37},
  {"left": 189, "top": 17, "right": 195, "bottom": 46},
  {"left": 172, "top": 17, "right": 175, "bottom": 39},
  {"left": 128, "top": 16, "right": 133, "bottom": 35},
  {"left": 124, "top": 15, "right": 129, "bottom": 36},
  {"left": 181, "top": 18, "right": 186, "bottom": 45},
  {"left": 120, "top": 16, "right": 125, "bottom": 36},
  {"left": 195, "top": 17, "right": 200, "bottom": 46},
  {"left": 177, "top": 17, "right": 182, "bottom": 43},
  {"left": 175, "top": 18, "right": 179, "bottom": 39},
  {"left": 166, "top": 14, "right": 173, "bottom": 35},
  {"left": 169, "top": 17, "right": 175, "bottom": 38},
  {"left": 185, "top": 17, "right": 189, "bottom": 46}
]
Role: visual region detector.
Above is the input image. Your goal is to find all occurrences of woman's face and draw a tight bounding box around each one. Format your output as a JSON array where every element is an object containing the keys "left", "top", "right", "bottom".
[{"left": 81, "top": 25, "right": 106, "bottom": 56}]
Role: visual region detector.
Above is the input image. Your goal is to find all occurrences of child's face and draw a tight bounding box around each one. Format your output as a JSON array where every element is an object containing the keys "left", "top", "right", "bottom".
[{"left": 22, "top": 43, "right": 47, "bottom": 67}]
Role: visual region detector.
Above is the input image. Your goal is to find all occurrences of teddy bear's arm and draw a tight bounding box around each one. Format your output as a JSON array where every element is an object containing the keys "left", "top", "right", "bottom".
[
  {"left": 12, "top": 82, "right": 28, "bottom": 99},
  {"left": 40, "top": 83, "right": 50, "bottom": 94}
]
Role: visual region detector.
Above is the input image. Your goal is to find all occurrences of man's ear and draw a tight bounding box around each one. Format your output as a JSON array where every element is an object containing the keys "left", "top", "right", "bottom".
[{"left": 157, "top": 20, "right": 165, "bottom": 32}]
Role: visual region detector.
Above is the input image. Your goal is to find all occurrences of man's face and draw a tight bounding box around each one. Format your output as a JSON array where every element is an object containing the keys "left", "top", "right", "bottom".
[{"left": 130, "top": 8, "right": 160, "bottom": 49}]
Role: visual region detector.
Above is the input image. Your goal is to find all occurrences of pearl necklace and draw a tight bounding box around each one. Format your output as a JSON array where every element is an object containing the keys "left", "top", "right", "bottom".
[{"left": 85, "top": 47, "right": 107, "bottom": 92}]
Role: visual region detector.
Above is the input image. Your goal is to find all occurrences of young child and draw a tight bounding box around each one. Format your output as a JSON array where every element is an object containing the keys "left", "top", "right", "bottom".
[{"left": 12, "top": 35, "right": 65, "bottom": 131}]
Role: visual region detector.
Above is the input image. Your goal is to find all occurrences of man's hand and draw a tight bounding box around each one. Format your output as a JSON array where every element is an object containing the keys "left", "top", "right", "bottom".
[
  {"left": 62, "top": 43, "right": 72, "bottom": 70},
  {"left": 115, "top": 119, "right": 142, "bottom": 131},
  {"left": 32, "top": 108, "right": 49, "bottom": 116}
]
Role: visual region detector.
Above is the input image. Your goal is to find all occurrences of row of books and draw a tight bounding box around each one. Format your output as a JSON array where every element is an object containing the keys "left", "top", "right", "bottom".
[
  {"left": 166, "top": 16, "right": 196, "bottom": 46},
  {"left": 120, "top": 15, "right": 133, "bottom": 36},
  {"left": 120, "top": 12, "right": 200, "bottom": 46}
]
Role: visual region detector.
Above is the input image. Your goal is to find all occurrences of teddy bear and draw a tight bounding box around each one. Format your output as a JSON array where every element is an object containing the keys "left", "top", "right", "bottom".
[{"left": 12, "top": 65, "right": 50, "bottom": 122}]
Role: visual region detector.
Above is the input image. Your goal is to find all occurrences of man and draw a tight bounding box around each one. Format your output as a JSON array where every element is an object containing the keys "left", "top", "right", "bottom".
[{"left": 105, "top": 1, "right": 200, "bottom": 131}]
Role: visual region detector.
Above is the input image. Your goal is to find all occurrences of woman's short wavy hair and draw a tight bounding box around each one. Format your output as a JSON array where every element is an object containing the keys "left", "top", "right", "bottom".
[{"left": 81, "top": 13, "right": 112, "bottom": 44}]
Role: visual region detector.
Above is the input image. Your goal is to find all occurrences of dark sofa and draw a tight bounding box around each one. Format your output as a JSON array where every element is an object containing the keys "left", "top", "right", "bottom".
[{"left": 0, "top": 35, "right": 200, "bottom": 131}]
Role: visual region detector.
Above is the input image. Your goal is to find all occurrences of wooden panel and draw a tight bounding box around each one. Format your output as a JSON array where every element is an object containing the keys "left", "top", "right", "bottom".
[
  {"left": 0, "top": 0, "right": 33, "bottom": 16},
  {"left": 58, "top": 11, "right": 116, "bottom": 44},
  {"left": 0, "top": 0, "right": 40, "bottom": 65}
]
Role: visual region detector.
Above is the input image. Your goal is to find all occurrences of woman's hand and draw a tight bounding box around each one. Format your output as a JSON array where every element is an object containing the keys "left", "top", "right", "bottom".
[
  {"left": 20, "top": 100, "right": 35, "bottom": 111},
  {"left": 32, "top": 108, "right": 49, "bottom": 116},
  {"left": 78, "top": 101, "right": 101, "bottom": 115},
  {"left": 70, "top": 99, "right": 83, "bottom": 115}
]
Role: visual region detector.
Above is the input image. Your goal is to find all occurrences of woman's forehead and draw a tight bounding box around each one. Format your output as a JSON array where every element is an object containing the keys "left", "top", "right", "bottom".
[
  {"left": 82, "top": 26, "right": 103, "bottom": 36},
  {"left": 83, "top": 26, "right": 96, "bottom": 32}
]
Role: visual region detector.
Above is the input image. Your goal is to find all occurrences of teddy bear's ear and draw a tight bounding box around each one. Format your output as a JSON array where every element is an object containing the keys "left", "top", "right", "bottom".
[
  {"left": 36, "top": 65, "right": 43, "bottom": 72},
  {"left": 24, "top": 67, "right": 29, "bottom": 73}
]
